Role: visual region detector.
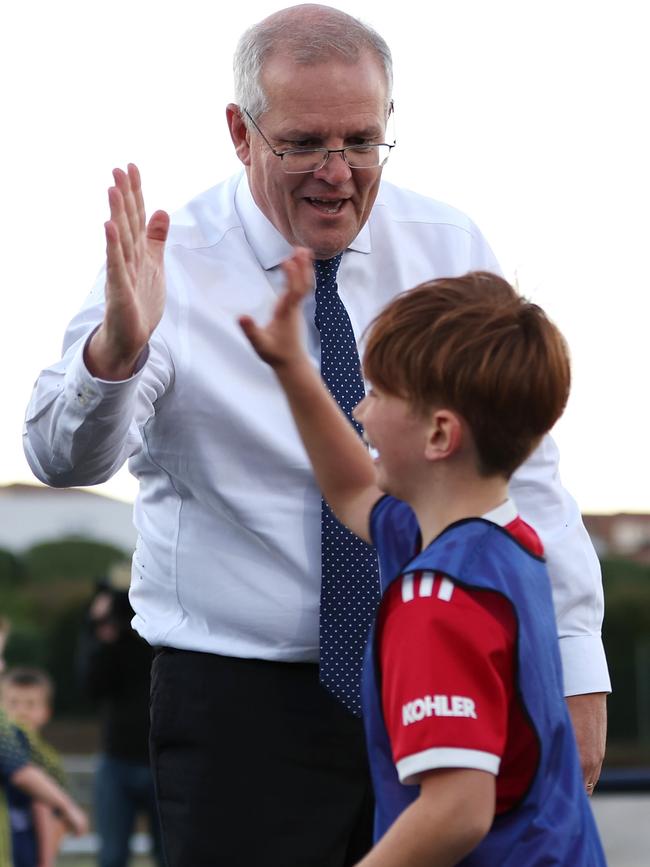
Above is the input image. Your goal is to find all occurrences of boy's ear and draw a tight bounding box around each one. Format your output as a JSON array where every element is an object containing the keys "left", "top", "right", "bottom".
[
  {"left": 226, "top": 104, "right": 252, "bottom": 166},
  {"left": 424, "top": 409, "right": 463, "bottom": 462}
]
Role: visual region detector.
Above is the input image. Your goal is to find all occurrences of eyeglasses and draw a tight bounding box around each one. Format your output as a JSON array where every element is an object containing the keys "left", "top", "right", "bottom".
[{"left": 242, "top": 108, "right": 395, "bottom": 174}]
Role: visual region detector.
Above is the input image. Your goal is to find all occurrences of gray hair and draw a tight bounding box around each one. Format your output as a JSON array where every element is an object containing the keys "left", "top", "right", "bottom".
[{"left": 233, "top": 5, "right": 393, "bottom": 122}]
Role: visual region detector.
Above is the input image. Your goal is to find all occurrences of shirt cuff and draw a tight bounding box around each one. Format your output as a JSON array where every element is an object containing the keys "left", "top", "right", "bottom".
[
  {"left": 559, "top": 634, "right": 612, "bottom": 696},
  {"left": 64, "top": 335, "right": 149, "bottom": 414}
]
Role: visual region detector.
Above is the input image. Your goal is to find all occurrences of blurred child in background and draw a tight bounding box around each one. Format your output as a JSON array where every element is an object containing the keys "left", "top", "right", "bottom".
[
  {"left": 1, "top": 668, "right": 67, "bottom": 867},
  {"left": 0, "top": 616, "right": 87, "bottom": 866}
]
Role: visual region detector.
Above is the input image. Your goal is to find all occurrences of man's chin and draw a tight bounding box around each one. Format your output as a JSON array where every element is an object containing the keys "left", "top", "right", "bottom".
[
  {"left": 303, "top": 232, "right": 355, "bottom": 260},
  {"left": 293, "top": 213, "right": 358, "bottom": 259}
]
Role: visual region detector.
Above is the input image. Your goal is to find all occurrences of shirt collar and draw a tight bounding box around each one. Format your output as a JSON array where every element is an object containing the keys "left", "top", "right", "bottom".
[
  {"left": 234, "top": 172, "right": 372, "bottom": 271},
  {"left": 482, "top": 498, "right": 518, "bottom": 527}
]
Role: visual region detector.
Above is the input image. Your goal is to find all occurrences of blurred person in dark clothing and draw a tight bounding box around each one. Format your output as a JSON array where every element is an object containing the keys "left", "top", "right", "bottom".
[{"left": 76, "top": 565, "right": 164, "bottom": 867}]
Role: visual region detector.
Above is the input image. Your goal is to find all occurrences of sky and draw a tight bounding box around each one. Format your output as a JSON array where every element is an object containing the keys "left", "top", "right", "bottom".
[{"left": 2, "top": 0, "right": 648, "bottom": 513}]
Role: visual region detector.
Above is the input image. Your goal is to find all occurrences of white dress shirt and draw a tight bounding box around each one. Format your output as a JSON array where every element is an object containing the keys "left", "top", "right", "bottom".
[{"left": 23, "top": 172, "right": 610, "bottom": 695}]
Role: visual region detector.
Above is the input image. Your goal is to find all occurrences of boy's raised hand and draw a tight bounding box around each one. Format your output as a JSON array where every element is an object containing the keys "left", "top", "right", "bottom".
[
  {"left": 239, "top": 246, "right": 379, "bottom": 544},
  {"left": 239, "top": 247, "right": 313, "bottom": 368}
]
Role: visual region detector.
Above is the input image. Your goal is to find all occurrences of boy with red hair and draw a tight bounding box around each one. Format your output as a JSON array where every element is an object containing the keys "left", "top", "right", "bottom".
[{"left": 240, "top": 249, "right": 605, "bottom": 866}]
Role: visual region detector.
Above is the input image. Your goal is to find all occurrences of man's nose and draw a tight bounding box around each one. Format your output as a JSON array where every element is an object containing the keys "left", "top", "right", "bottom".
[{"left": 312, "top": 151, "right": 352, "bottom": 185}]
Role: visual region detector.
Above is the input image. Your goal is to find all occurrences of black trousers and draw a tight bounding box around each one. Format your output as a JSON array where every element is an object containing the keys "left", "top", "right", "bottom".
[{"left": 150, "top": 648, "right": 374, "bottom": 867}]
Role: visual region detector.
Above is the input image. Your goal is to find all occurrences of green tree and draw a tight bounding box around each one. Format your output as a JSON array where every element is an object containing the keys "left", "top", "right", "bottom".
[
  {"left": 23, "top": 537, "right": 127, "bottom": 584},
  {"left": 601, "top": 557, "right": 650, "bottom": 748},
  {"left": 4, "top": 537, "right": 130, "bottom": 714},
  {"left": 0, "top": 547, "right": 25, "bottom": 586}
]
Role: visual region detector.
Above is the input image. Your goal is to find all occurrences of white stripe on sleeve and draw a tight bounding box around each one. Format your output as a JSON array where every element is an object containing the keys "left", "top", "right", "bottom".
[{"left": 396, "top": 747, "right": 501, "bottom": 785}]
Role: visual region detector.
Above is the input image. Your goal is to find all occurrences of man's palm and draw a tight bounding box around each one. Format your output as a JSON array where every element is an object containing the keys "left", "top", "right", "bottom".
[{"left": 87, "top": 164, "right": 169, "bottom": 380}]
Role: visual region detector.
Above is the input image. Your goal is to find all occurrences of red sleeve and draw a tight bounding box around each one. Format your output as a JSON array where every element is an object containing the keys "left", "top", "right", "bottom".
[{"left": 377, "top": 571, "right": 517, "bottom": 785}]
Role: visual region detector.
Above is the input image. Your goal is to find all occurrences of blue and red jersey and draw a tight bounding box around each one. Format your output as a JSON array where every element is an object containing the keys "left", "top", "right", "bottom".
[{"left": 362, "top": 497, "right": 606, "bottom": 865}]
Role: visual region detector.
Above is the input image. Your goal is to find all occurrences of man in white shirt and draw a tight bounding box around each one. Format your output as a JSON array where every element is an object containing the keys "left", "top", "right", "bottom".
[{"left": 24, "top": 5, "right": 609, "bottom": 866}]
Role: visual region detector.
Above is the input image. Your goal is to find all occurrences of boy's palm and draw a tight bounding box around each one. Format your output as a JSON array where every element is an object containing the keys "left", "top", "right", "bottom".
[{"left": 240, "top": 247, "right": 313, "bottom": 367}]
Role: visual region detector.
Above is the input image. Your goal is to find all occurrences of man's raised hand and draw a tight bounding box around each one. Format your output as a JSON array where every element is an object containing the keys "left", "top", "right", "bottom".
[
  {"left": 85, "top": 164, "right": 170, "bottom": 381},
  {"left": 239, "top": 247, "right": 313, "bottom": 368}
]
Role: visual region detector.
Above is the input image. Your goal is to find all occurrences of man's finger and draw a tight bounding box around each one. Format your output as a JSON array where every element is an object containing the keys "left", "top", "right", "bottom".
[
  {"left": 108, "top": 181, "right": 136, "bottom": 265},
  {"left": 105, "top": 220, "right": 131, "bottom": 298},
  {"left": 147, "top": 210, "right": 170, "bottom": 245},
  {"left": 128, "top": 163, "right": 146, "bottom": 231},
  {"left": 115, "top": 166, "right": 142, "bottom": 247}
]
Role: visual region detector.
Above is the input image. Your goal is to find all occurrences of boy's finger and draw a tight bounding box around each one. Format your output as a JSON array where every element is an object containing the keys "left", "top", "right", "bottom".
[
  {"left": 238, "top": 315, "right": 260, "bottom": 349},
  {"left": 238, "top": 316, "right": 267, "bottom": 357},
  {"left": 295, "top": 247, "right": 314, "bottom": 273},
  {"left": 275, "top": 285, "right": 304, "bottom": 319},
  {"left": 296, "top": 248, "right": 315, "bottom": 295},
  {"left": 282, "top": 248, "right": 314, "bottom": 298},
  {"left": 298, "top": 252, "right": 314, "bottom": 292},
  {"left": 283, "top": 259, "right": 305, "bottom": 299},
  {"left": 280, "top": 258, "right": 294, "bottom": 292},
  {"left": 291, "top": 260, "right": 312, "bottom": 298}
]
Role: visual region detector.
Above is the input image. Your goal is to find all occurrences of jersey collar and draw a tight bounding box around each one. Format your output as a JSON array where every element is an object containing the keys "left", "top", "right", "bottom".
[{"left": 482, "top": 498, "right": 518, "bottom": 528}]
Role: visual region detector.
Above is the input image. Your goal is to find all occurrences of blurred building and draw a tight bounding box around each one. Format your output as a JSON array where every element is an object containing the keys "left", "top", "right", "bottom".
[
  {"left": 3, "top": 483, "right": 649, "bottom": 567},
  {"left": 0, "top": 483, "right": 136, "bottom": 553},
  {"left": 583, "top": 513, "right": 650, "bottom": 564}
]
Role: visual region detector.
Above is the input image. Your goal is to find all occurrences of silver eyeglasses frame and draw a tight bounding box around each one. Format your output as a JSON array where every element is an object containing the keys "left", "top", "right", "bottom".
[{"left": 242, "top": 108, "right": 396, "bottom": 174}]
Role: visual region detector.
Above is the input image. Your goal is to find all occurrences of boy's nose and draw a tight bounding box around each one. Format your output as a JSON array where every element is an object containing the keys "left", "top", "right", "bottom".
[{"left": 353, "top": 396, "right": 368, "bottom": 422}]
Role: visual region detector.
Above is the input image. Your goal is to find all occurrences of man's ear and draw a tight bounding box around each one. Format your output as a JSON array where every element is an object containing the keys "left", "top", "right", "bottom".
[
  {"left": 424, "top": 409, "right": 463, "bottom": 462},
  {"left": 226, "top": 104, "right": 252, "bottom": 166}
]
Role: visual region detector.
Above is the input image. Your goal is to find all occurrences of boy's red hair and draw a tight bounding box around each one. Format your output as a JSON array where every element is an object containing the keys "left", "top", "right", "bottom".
[{"left": 362, "top": 271, "right": 571, "bottom": 477}]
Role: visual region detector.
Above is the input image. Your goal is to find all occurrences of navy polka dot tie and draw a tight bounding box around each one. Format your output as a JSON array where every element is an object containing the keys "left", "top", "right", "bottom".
[{"left": 314, "top": 255, "right": 381, "bottom": 716}]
